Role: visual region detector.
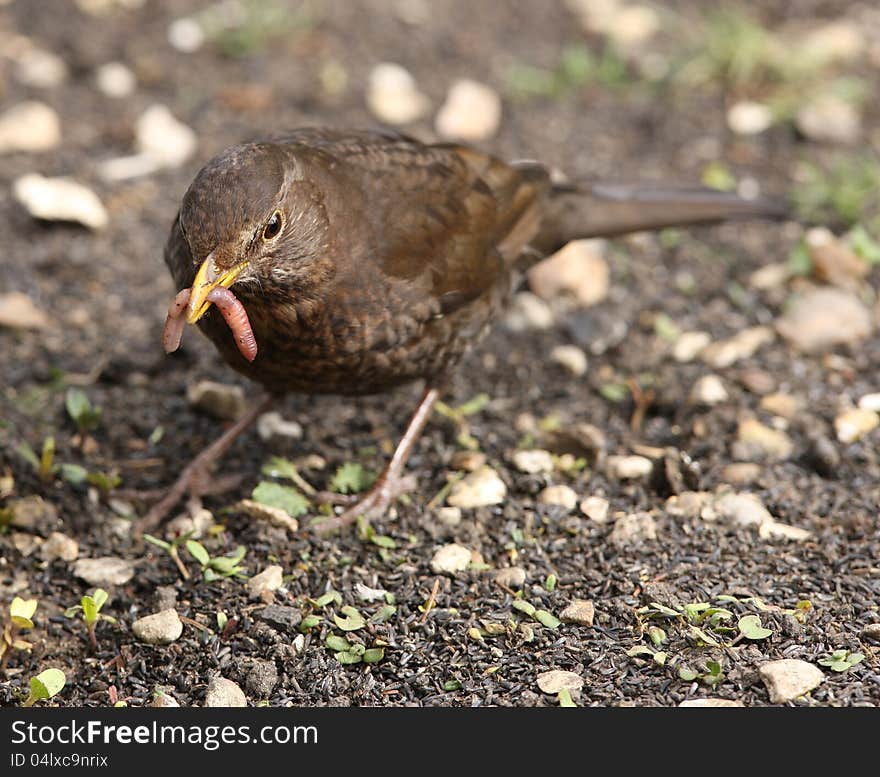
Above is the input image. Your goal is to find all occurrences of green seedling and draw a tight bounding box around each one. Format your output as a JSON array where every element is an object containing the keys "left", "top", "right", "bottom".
[
  {"left": 251, "top": 481, "right": 309, "bottom": 518},
  {"left": 185, "top": 540, "right": 247, "bottom": 581},
  {"left": 793, "top": 157, "right": 880, "bottom": 230},
  {"left": 325, "top": 634, "right": 384, "bottom": 665},
  {"left": 1, "top": 597, "right": 38, "bottom": 670},
  {"left": 65, "top": 388, "right": 102, "bottom": 435},
  {"left": 17, "top": 437, "right": 57, "bottom": 483},
  {"left": 329, "top": 461, "right": 375, "bottom": 494},
  {"left": 818, "top": 649, "right": 865, "bottom": 673},
  {"left": 678, "top": 660, "right": 725, "bottom": 687},
  {"left": 65, "top": 589, "right": 116, "bottom": 651},
  {"left": 143, "top": 532, "right": 193, "bottom": 580},
  {"left": 434, "top": 392, "right": 490, "bottom": 450},
  {"left": 260, "top": 456, "right": 317, "bottom": 495},
  {"left": 21, "top": 668, "right": 65, "bottom": 707}
]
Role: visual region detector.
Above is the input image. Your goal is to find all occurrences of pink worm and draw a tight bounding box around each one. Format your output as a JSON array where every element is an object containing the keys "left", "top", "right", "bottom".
[{"left": 161, "top": 288, "right": 191, "bottom": 354}]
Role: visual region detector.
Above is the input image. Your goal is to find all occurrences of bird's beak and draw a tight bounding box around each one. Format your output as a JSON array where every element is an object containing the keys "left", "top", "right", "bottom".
[{"left": 186, "top": 252, "right": 248, "bottom": 324}]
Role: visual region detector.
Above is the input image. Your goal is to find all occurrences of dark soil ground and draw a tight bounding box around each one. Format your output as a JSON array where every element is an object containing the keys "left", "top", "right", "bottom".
[{"left": 1, "top": 0, "right": 879, "bottom": 707}]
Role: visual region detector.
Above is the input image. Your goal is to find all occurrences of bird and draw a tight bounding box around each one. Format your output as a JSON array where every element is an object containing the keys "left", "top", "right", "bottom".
[{"left": 136, "top": 127, "right": 786, "bottom": 535}]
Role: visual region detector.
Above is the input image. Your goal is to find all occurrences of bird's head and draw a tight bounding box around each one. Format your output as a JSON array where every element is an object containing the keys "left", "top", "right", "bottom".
[{"left": 178, "top": 141, "right": 331, "bottom": 325}]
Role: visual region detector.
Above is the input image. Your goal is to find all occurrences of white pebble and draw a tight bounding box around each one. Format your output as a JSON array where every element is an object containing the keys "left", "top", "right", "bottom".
[
  {"left": 537, "top": 484, "right": 578, "bottom": 511},
  {"left": 579, "top": 495, "right": 609, "bottom": 523},
  {"left": 673, "top": 331, "right": 711, "bottom": 363},
  {"left": 366, "top": 63, "right": 430, "bottom": 125},
  {"left": 536, "top": 670, "right": 584, "bottom": 694},
  {"left": 256, "top": 411, "right": 303, "bottom": 441},
  {"left": 132, "top": 609, "right": 184, "bottom": 645},
  {"left": 95, "top": 62, "right": 136, "bottom": 98},
  {"left": 528, "top": 239, "right": 609, "bottom": 307},
  {"left": 857, "top": 393, "right": 880, "bottom": 412},
  {"left": 512, "top": 449, "right": 554, "bottom": 474},
  {"left": 168, "top": 17, "right": 205, "bottom": 52},
  {"left": 13, "top": 174, "right": 108, "bottom": 230},
  {"left": 447, "top": 465, "right": 507, "bottom": 508},
  {"left": 15, "top": 48, "right": 68, "bottom": 88},
  {"left": 834, "top": 407, "right": 879, "bottom": 444},
  {"left": 204, "top": 676, "right": 247, "bottom": 707},
  {"left": 689, "top": 374, "right": 728, "bottom": 406},
  {"left": 0, "top": 101, "right": 61, "bottom": 154},
  {"left": 606, "top": 455, "right": 653, "bottom": 480},
  {"left": 759, "top": 659, "right": 824, "bottom": 704},
  {"left": 435, "top": 79, "right": 502, "bottom": 141},
  {"left": 727, "top": 101, "right": 773, "bottom": 135},
  {"left": 245, "top": 565, "right": 284, "bottom": 599},
  {"left": 551, "top": 344, "right": 588, "bottom": 376},
  {"left": 430, "top": 543, "right": 473, "bottom": 574}
]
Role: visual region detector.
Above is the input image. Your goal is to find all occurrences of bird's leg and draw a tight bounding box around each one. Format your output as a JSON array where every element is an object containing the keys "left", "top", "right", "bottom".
[
  {"left": 134, "top": 394, "right": 277, "bottom": 537},
  {"left": 312, "top": 387, "right": 439, "bottom": 535}
]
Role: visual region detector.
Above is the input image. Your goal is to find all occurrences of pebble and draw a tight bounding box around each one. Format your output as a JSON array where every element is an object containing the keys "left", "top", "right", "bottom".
[
  {"left": 858, "top": 393, "right": 880, "bottom": 412},
  {"left": 366, "top": 63, "right": 430, "bottom": 125},
  {"left": 504, "top": 292, "right": 555, "bottom": 331},
  {"left": 861, "top": 624, "right": 880, "bottom": 641},
  {"left": 673, "top": 331, "right": 711, "bottom": 362},
  {"left": 13, "top": 174, "right": 108, "bottom": 230},
  {"left": 537, "top": 484, "right": 578, "bottom": 510},
  {"left": 0, "top": 101, "right": 61, "bottom": 153},
  {"left": 802, "top": 21, "right": 864, "bottom": 66},
  {"left": 15, "top": 48, "right": 68, "bottom": 88},
  {"left": 528, "top": 239, "right": 609, "bottom": 307},
  {"left": 447, "top": 465, "right": 507, "bottom": 508},
  {"left": 0, "top": 292, "right": 51, "bottom": 330},
  {"left": 559, "top": 599, "right": 594, "bottom": 627},
  {"left": 701, "top": 326, "right": 774, "bottom": 369},
  {"left": 256, "top": 411, "right": 303, "bottom": 441},
  {"left": 132, "top": 609, "right": 184, "bottom": 645},
  {"left": 834, "top": 408, "right": 878, "bottom": 444},
  {"left": 759, "top": 659, "right": 824, "bottom": 704},
  {"left": 430, "top": 543, "right": 474, "bottom": 574},
  {"left": 165, "top": 507, "right": 214, "bottom": 540},
  {"left": 493, "top": 567, "right": 526, "bottom": 588},
  {"left": 777, "top": 287, "right": 872, "bottom": 352},
  {"left": 449, "top": 450, "right": 487, "bottom": 472},
  {"left": 737, "top": 368, "right": 776, "bottom": 396},
  {"left": 39, "top": 532, "right": 79, "bottom": 563},
  {"left": 689, "top": 374, "right": 728, "bottom": 406},
  {"left": 10, "top": 533, "right": 41, "bottom": 557},
  {"left": 719, "top": 462, "right": 761, "bottom": 486},
  {"left": 204, "top": 676, "right": 247, "bottom": 708},
  {"left": 734, "top": 418, "right": 793, "bottom": 461},
  {"left": 95, "top": 62, "right": 136, "bottom": 98},
  {"left": 536, "top": 669, "right": 584, "bottom": 694},
  {"left": 236, "top": 500, "right": 299, "bottom": 533},
  {"left": 245, "top": 565, "right": 284, "bottom": 599},
  {"left": 354, "top": 582, "right": 388, "bottom": 602},
  {"left": 568, "top": 0, "right": 659, "bottom": 47},
  {"left": 727, "top": 101, "right": 773, "bottom": 135},
  {"left": 435, "top": 79, "right": 502, "bottom": 141},
  {"left": 606, "top": 455, "right": 653, "bottom": 480},
  {"left": 759, "top": 393, "right": 802, "bottom": 420},
  {"left": 512, "top": 449, "right": 555, "bottom": 474},
  {"left": 187, "top": 380, "right": 246, "bottom": 421},
  {"left": 758, "top": 520, "right": 812, "bottom": 541},
  {"left": 679, "top": 698, "right": 745, "bottom": 708},
  {"left": 259, "top": 604, "right": 302, "bottom": 633},
  {"left": 807, "top": 227, "right": 868, "bottom": 289},
  {"left": 713, "top": 492, "right": 773, "bottom": 527},
  {"left": 609, "top": 512, "right": 657, "bottom": 546},
  {"left": 150, "top": 690, "right": 181, "bottom": 707},
  {"left": 749, "top": 262, "right": 791, "bottom": 290},
  {"left": 550, "top": 344, "right": 588, "bottom": 376},
  {"left": 796, "top": 94, "right": 861, "bottom": 144},
  {"left": 168, "top": 16, "right": 205, "bottom": 52},
  {"left": 8, "top": 495, "right": 60, "bottom": 532},
  {"left": 579, "top": 495, "right": 609, "bottom": 523},
  {"left": 241, "top": 658, "right": 278, "bottom": 698},
  {"left": 435, "top": 506, "right": 462, "bottom": 527},
  {"left": 72, "top": 557, "right": 136, "bottom": 587},
  {"left": 665, "top": 490, "right": 712, "bottom": 519}
]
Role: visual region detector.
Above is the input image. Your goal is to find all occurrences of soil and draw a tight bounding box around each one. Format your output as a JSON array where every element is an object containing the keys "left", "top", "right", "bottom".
[{"left": 1, "top": 0, "right": 879, "bottom": 708}]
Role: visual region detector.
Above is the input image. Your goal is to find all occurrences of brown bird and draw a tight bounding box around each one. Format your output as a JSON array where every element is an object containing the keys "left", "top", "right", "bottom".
[{"left": 137, "top": 127, "right": 785, "bottom": 535}]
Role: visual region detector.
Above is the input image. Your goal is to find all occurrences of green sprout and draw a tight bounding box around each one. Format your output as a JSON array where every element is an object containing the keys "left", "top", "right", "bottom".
[
  {"left": 185, "top": 540, "right": 247, "bottom": 582},
  {"left": 65, "top": 589, "right": 116, "bottom": 651},
  {"left": 17, "top": 437, "right": 57, "bottom": 483},
  {"left": 1, "top": 597, "right": 38, "bottom": 670},
  {"left": 818, "top": 649, "right": 865, "bottom": 673},
  {"left": 65, "top": 388, "right": 102, "bottom": 435},
  {"left": 22, "top": 668, "right": 65, "bottom": 707},
  {"left": 143, "top": 532, "right": 193, "bottom": 580}
]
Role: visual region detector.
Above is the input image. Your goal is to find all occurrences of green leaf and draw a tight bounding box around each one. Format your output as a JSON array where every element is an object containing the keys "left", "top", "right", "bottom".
[
  {"left": 647, "top": 626, "right": 666, "bottom": 646},
  {"left": 326, "top": 635, "right": 352, "bottom": 652},
  {"left": 86, "top": 471, "right": 121, "bottom": 495},
  {"left": 261, "top": 455, "right": 300, "bottom": 480},
  {"left": 142, "top": 534, "right": 171, "bottom": 551},
  {"left": 558, "top": 688, "right": 577, "bottom": 707},
  {"left": 702, "top": 161, "right": 737, "bottom": 192},
  {"left": 63, "top": 606, "right": 82, "bottom": 618},
  {"left": 10, "top": 596, "right": 38, "bottom": 625},
  {"left": 678, "top": 667, "right": 699, "bottom": 682},
  {"left": 535, "top": 610, "right": 561, "bottom": 629},
  {"left": 216, "top": 611, "right": 228, "bottom": 630},
  {"left": 627, "top": 646, "right": 656, "bottom": 658},
  {"left": 457, "top": 393, "right": 490, "bottom": 416},
  {"left": 60, "top": 463, "right": 88, "bottom": 485},
  {"left": 329, "top": 462, "right": 375, "bottom": 494},
  {"left": 81, "top": 596, "right": 98, "bottom": 625},
  {"left": 65, "top": 388, "right": 101, "bottom": 431},
  {"left": 92, "top": 589, "right": 108, "bottom": 611},
  {"left": 362, "top": 648, "right": 385, "bottom": 663},
  {"left": 649, "top": 602, "right": 682, "bottom": 618},
  {"left": 849, "top": 224, "right": 880, "bottom": 264},
  {"left": 29, "top": 668, "right": 65, "bottom": 701},
  {"left": 369, "top": 533, "right": 397, "bottom": 549},
  {"left": 687, "top": 625, "right": 720, "bottom": 647},
  {"left": 185, "top": 540, "right": 211, "bottom": 567},
  {"left": 333, "top": 606, "right": 366, "bottom": 632},
  {"left": 738, "top": 614, "right": 772, "bottom": 640},
  {"left": 653, "top": 651, "right": 667, "bottom": 666},
  {"left": 599, "top": 382, "right": 629, "bottom": 403},
  {"left": 544, "top": 574, "right": 557, "bottom": 592},
  {"left": 370, "top": 604, "right": 396, "bottom": 624},
  {"left": 299, "top": 615, "right": 321, "bottom": 632},
  {"left": 251, "top": 481, "right": 309, "bottom": 517},
  {"left": 17, "top": 441, "right": 40, "bottom": 470},
  {"left": 512, "top": 599, "right": 536, "bottom": 617},
  {"left": 443, "top": 679, "right": 462, "bottom": 692},
  {"left": 311, "top": 590, "right": 342, "bottom": 609},
  {"left": 336, "top": 650, "right": 362, "bottom": 665}
]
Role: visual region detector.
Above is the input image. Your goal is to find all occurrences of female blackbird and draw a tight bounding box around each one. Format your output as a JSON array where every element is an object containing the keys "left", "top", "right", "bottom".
[{"left": 139, "top": 127, "right": 785, "bottom": 534}]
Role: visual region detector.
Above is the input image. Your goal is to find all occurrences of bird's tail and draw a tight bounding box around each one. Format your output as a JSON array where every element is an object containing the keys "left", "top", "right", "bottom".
[{"left": 531, "top": 179, "right": 789, "bottom": 254}]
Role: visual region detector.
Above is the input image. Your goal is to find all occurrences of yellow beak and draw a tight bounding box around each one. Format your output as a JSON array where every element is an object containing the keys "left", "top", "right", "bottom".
[{"left": 186, "top": 252, "right": 248, "bottom": 324}]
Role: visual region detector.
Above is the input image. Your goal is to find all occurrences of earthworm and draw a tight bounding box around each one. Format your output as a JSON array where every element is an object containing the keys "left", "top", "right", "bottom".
[
  {"left": 161, "top": 288, "right": 191, "bottom": 354},
  {"left": 207, "top": 286, "right": 258, "bottom": 362}
]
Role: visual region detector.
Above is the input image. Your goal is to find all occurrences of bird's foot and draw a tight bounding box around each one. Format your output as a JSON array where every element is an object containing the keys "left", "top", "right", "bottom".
[{"left": 309, "top": 474, "right": 416, "bottom": 535}]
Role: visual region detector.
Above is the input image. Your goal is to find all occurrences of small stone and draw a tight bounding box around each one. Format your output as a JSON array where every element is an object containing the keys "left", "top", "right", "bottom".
[
  {"left": 136, "top": 104, "right": 197, "bottom": 167},
  {"left": 10, "top": 533, "right": 42, "bottom": 557},
  {"left": 354, "top": 583, "right": 388, "bottom": 602},
  {"left": 805, "top": 435, "right": 840, "bottom": 477},
  {"left": 168, "top": 17, "right": 205, "bottom": 52},
  {"left": 150, "top": 690, "right": 181, "bottom": 707},
  {"left": 187, "top": 380, "right": 246, "bottom": 421},
  {"left": 749, "top": 262, "right": 792, "bottom": 290},
  {"left": 802, "top": 21, "right": 864, "bottom": 66},
  {"left": 606, "top": 455, "right": 653, "bottom": 480},
  {"left": 796, "top": 94, "right": 861, "bottom": 144},
  {"left": 759, "top": 659, "right": 824, "bottom": 704},
  {"left": 719, "top": 463, "right": 762, "bottom": 486},
  {"left": 734, "top": 418, "right": 793, "bottom": 461},
  {"left": 430, "top": 543, "right": 474, "bottom": 574},
  {"left": 727, "top": 101, "right": 773, "bottom": 135},
  {"left": 545, "top": 422, "right": 606, "bottom": 465},
  {"left": 806, "top": 227, "right": 869, "bottom": 289},
  {"left": 435, "top": 506, "right": 462, "bottom": 527},
  {"left": 493, "top": 567, "right": 526, "bottom": 588},
  {"left": 689, "top": 374, "right": 728, "bottom": 406},
  {"left": 95, "top": 62, "right": 136, "bottom": 98},
  {"left": 13, "top": 174, "right": 108, "bottom": 230},
  {"left": 759, "top": 393, "right": 803, "bottom": 420},
  {"left": 665, "top": 491, "right": 712, "bottom": 519},
  {"left": 240, "top": 658, "right": 278, "bottom": 697},
  {"left": 72, "top": 557, "right": 136, "bottom": 587},
  {"left": 8, "top": 495, "right": 60, "bottom": 532},
  {"left": 560, "top": 599, "right": 594, "bottom": 627},
  {"left": 858, "top": 393, "right": 880, "bottom": 412},
  {"left": 165, "top": 507, "right": 214, "bottom": 541},
  {"left": 679, "top": 698, "right": 745, "bottom": 708},
  {"left": 0, "top": 101, "right": 61, "bottom": 153},
  {"left": 834, "top": 407, "right": 879, "bottom": 444},
  {"left": 256, "top": 411, "right": 303, "bottom": 441},
  {"left": 15, "top": 48, "right": 68, "bottom": 88},
  {"left": 435, "top": 79, "right": 501, "bottom": 141},
  {"left": 0, "top": 293, "right": 51, "bottom": 330},
  {"left": 450, "top": 450, "right": 487, "bottom": 472},
  {"left": 132, "top": 609, "right": 183, "bottom": 645},
  {"left": 536, "top": 669, "right": 584, "bottom": 694},
  {"left": 604, "top": 5, "right": 659, "bottom": 47},
  {"left": 609, "top": 512, "right": 657, "bottom": 546},
  {"left": 861, "top": 623, "right": 880, "bottom": 641},
  {"left": 366, "top": 63, "right": 430, "bottom": 125},
  {"left": 579, "top": 495, "right": 610, "bottom": 523},
  {"left": 447, "top": 465, "right": 506, "bottom": 508},
  {"left": 245, "top": 565, "right": 284, "bottom": 599},
  {"left": 39, "top": 532, "right": 79, "bottom": 562},
  {"left": 737, "top": 368, "right": 776, "bottom": 396},
  {"left": 673, "top": 331, "right": 711, "bottom": 362},
  {"left": 713, "top": 492, "right": 773, "bottom": 527},
  {"left": 528, "top": 239, "right": 609, "bottom": 307},
  {"left": 504, "top": 291, "right": 554, "bottom": 331},
  {"left": 701, "top": 326, "right": 774, "bottom": 369},
  {"left": 550, "top": 344, "right": 588, "bottom": 376},
  {"left": 758, "top": 521, "right": 812, "bottom": 541},
  {"left": 204, "top": 676, "right": 247, "bottom": 708},
  {"left": 537, "top": 484, "right": 578, "bottom": 511},
  {"left": 778, "top": 287, "right": 872, "bottom": 353},
  {"left": 236, "top": 500, "right": 299, "bottom": 533},
  {"left": 512, "top": 449, "right": 554, "bottom": 474},
  {"left": 259, "top": 604, "right": 302, "bottom": 633}
]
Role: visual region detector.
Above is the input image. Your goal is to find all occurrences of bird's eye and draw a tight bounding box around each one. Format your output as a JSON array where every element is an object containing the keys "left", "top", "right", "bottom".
[{"left": 262, "top": 210, "right": 283, "bottom": 241}]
